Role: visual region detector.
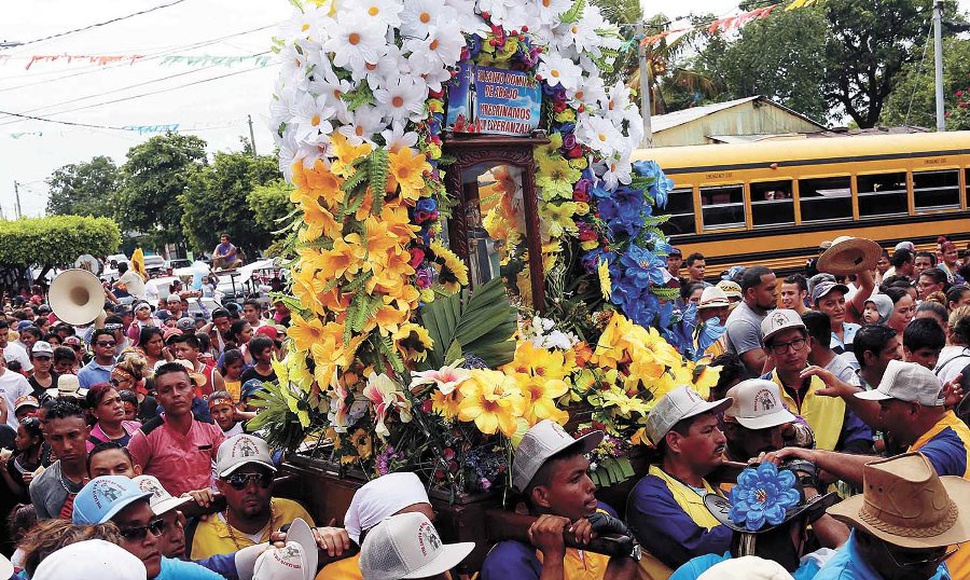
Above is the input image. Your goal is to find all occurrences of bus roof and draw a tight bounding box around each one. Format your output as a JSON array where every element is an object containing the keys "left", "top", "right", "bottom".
[{"left": 632, "top": 131, "right": 970, "bottom": 171}]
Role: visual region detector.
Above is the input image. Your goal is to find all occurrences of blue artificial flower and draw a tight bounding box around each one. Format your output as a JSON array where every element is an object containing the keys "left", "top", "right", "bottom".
[
  {"left": 633, "top": 160, "right": 673, "bottom": 209},
  {"left": 618, "top": 245, "right": 666, "bottom": 288},
  {"left": 415, "top": 198, "right": 437, "bottom": 213},
  {"left": 728, "top": 463, "right": 801, "bottom": 532}
]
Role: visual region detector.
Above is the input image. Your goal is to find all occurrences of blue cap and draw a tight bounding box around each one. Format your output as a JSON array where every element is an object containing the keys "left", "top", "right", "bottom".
[
  {"left": 241, "top": 378, "right": 264, "bottom": 400},
  {"left": 72, "top": 476, "right": 153, "bottom": 525},
  {"left": 16, "top": 321, "right": 33, "bottom": 332}
]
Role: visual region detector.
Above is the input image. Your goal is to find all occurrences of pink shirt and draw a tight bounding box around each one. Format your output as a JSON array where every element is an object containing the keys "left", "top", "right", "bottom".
[{"left": 128, "top": 414, "right": 224, "bottom": 496}]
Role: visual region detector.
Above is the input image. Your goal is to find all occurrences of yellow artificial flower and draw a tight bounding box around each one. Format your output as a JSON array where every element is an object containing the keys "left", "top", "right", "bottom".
[
  {"left": 518, "top": 377, "right": 570, "bottom": 425},
  {"left": 287, "top": 314, "right": 327, "bottom": 352},
  {"left": 536, "top": 155, "right": 581, "bottom": 201},
  {"left": 539, "top": 202, "right": 578, "bottom": 239},
  {"left": 300, "top": 199, "right": 343, "bottom": 243},
  {"left": 388, "top": 147, "right": 431, "bottom": 202},
  {"left": 330, "top": 132, "right": 372, "bottom": 178},
  {"left": 364, "top": 301, "right": 410, "bottom": 336},
  {"left": 597, "top": 258, "right": 612, "bottom": 300},
  {"left": 393, "top": 323, "right": 434, "bottom": 363},
  {"left": 291, "top": 268, "right": 325, "bottom": 316},
  {"left": 316, "top": 236, "right": 365, "bottom": 280},
  {"left": 350, "top": 428, "right": 373, "bottom": 460},
  {"left": 431, "top": 390, "right": 461, "bottom": 420},
  {"left": 430, "top": 240, "right": 468, "bottom": 293},
  {"left": 597, "top": 387, "right": 653, "bottom": 418},
  {"left": 693, "top": 363, "right": 722, "bottom": 399},
  {"left": 534, "top": 132, "right": 564, "bottom": 162},
  {"left": 380, "top": 203, "right": 421, "bottom": 240},
  {"left": 291, "top": 158, "right": 345, "bottom": 209},
  {"left": 457, "top": 369, "right": 525, "bottom": 437},
  {"left": 503, "top": 341, "right": 571, "bottom": 381}
]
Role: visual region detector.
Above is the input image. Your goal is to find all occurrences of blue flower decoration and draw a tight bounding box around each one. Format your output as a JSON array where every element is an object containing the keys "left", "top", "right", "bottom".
[{"left": 728, "top": 463, "right": 800, "bottom": 532}]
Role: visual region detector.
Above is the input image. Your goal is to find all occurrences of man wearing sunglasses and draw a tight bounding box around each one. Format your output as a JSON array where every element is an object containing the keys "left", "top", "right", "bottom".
[
  {"left": 72, "top": 475, "right": 223, "bottom": 579},
  {"left": 189, "top": 434, "right": 314, "bottom": 560},
  {"left": 759, "top": 309, "right": 872, "bottom": 453},
  {"left": 77, "top": 329, "right": 118, "bottom": 390}
]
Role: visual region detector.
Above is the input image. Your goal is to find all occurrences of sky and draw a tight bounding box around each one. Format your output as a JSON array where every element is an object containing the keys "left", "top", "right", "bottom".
[{"left": 0, "top": 0, "right": 965, "bottom": 219}]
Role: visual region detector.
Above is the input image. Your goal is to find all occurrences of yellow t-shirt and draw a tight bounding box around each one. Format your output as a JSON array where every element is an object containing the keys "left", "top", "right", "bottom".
[
  {"left": 316, "top": 555, "right": 454, "bottom": 580},
  {"left": 769, "top": 371, "right": 846, "bottom": 451},
  {"left": 225, "top": 379, "right": 242, "bottom": 402},
  {"left": 191, "top": 498, "right": 314, "bottom": 559}
]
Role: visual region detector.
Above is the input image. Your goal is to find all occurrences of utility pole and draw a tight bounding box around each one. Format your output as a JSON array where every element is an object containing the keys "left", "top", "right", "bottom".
[
  {"left": 934, "top": 0, "right": 945, "bottom": 132},
  {"left": 637, "top": 23, "right": 654, "bottom": 148},
  {"left": 247, "top": 115, "right": 257, "bottom": 157},
  {"left": 13, "top": 181, "right": 22, "bottom": 219}
]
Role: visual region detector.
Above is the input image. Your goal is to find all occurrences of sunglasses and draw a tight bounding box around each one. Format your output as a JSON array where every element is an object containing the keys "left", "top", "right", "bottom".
[
  {"left": 223, "top": 471, "right": 273, "bottom": 490},
  {"left": 96, "top": 341, "right": 117, "bottom": 347},
  {"left": 117, "top": 517, "right": 166, "bottom": 542}
]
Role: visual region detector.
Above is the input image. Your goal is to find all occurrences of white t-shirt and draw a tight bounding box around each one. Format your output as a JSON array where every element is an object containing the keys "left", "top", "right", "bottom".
[
  {"left": 0, "top": 369, "right": 31, "bottom": 428},
  {"left": 3, "top": 341, "right": 32, "bottom": 373},
  {"left": 118, "top": 270, "right": 147, "bottom": 300}
]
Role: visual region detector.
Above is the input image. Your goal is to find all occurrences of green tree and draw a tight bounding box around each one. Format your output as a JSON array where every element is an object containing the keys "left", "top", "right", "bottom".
[
  {"left": 822, "top": 0, "right": 936, "bottom": 128},
  {"left": 180, "top": 150, "right": 281, "bottom": 257},
  {"left": 45, "top": 156, "right": 121, "bottom": 218},
  {"left": 248, "top": 179, "right": 297, "bottom": 257},
  {"left": 0, "top": 215, "right": 121, "bottom": 282},
  {"left": 881, "top": 37, "right": 970, "bottom": 129},
  {"left": 117, "top": 133, "right": 208, "bottom": 251},
  {"left": 707, "top": 8, "right": 829, "bottom": 122}
]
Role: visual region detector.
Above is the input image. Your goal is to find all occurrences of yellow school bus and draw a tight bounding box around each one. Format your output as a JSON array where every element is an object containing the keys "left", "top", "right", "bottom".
[{"left": 632, "top": 132, "right": 970, "bottom": 274}]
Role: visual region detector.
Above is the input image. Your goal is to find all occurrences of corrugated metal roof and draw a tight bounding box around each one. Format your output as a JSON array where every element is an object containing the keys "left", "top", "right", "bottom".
[{"left": 651, "top": 97, "right": 761, "bottom": 132}]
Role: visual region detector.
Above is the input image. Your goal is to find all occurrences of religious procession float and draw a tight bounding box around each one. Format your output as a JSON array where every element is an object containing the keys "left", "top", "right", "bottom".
[{"left": 258, "top": 0, "right": 719, "bottom": 571}]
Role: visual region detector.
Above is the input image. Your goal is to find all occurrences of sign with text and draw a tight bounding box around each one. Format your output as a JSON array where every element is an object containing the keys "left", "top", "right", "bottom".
[{"left": 446, "top": 63, "right": 541, "bottom": 137}]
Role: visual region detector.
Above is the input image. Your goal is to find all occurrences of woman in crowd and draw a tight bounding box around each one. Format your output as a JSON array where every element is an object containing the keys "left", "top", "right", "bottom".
[
  {"left": 228, "top": 320, "right": 255, "bottom": 365},
  {"left": 883, "top": 286, "right": 915, "bottom": 336},
  {"left": 84, "top": 383, "right": 141, "bottom": 450},
  {"left": 26, "top": 341, "right": 57, "bottom": 400},
  {"left": 947, "top": 285, "right": 970, "bottom": 313},
  {"left": 938, "top": 236, "right": 964, "bottom": 285},
  {"left": 138, "top": 326, "right": 171, "bottom": 369},
  {"left": 111, "top": 354, "right": 157, "bottom": 424},
  {"left": 0, "top": 417, "right": 47, "bottom": 500}
]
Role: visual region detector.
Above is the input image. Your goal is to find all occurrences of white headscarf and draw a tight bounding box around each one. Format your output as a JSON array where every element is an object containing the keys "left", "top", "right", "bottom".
[{"left": 345, "top": 472, "right": 429, "bottom": 544}]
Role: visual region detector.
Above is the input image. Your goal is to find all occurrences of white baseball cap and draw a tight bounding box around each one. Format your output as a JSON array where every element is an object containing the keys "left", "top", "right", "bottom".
[
  {"left": 511, "top": 420, "right": 603, "bottom": 493},
  {"left": 697, "top": 555, "right": 794, "bottom": 580},
  {"left": 360, "top": 512, "right": 474, "bottom": 580},
  {"left": 724, "top": 379, "right": 797, "bottom": 430},
  {"left": 31, "top": 340, "right": 54, "bottom": 357},
  {"left": 855, "top": 360, "right": 944, "bottom": 407},
  {"left": 894, "top": 241, "right": 915, "bottom": 252},
  {"left": 252, "top": 518, "right": 317, "bottom": 580},
  {"left": 760, "top": 309, "right": 806, "bottom": 345},
  {"left": 33, "top": 539, "right": 146, "bottom": 580},
  {"left": 645, "top": 385, "right": 733, "bottom": 445},
  {"left": 133, "top": 474, "right": 192, "bottom": 516},
  {"left": 698, "top": 286, "right": 730, "bottom": 310},
  {"left": 217, "top": 434, "right": 278, "bottom": 477}
]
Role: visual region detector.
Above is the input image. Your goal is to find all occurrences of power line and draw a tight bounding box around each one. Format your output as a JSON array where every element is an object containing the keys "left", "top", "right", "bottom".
[
  {"left": 3, "top": 0, "right": 190, "bottom": 50},
  {"left": 0, "top": 64, "right": 276, "bottom": 129}
]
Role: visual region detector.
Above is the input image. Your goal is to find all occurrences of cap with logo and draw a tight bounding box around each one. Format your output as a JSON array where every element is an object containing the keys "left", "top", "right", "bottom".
[
  {"left": 32, "top": 540, "right": 145, "bottom": 580},
  {"left": 698, "top": 286, "right": 731, "bottom": 311},
  {"left": 511, "top": 419, "right": 604, "bottom": 493},
  {"left": 133, "top": 475, "right": 192, "bottom": 516},
  {"left": 176, "top": 317, "right": 196, "bottom": 332},
  {"left": 31, "top": 341, "right": 54, "bottom": 357},
  {"left": 252, "top": 518, "right": 317, "bottom": 580},
  {"left": 645, "top": 385, "right": 733, "bottom": 445},
  {"left": 759, "top": 309, "right": 806, "bottom": 345},
  {"left": 72, "top": 475, "right": 153, "bottom": 525},
  {"left": 810, "top": 280, "right": 849, "bottom": 306},
  {"left": 716, "top": 280, "right": 742, "bottom": 301},
  {"left": 359, "top": 512, "right": 475, "bottom": 580},
  {"left": 14, "top": 395, "right": 40, "bottom": 412},
  {"left": 217, "top": 434, "right": 278, "bottom": 478},
  {"left": 724, "top": 379, "right": 797, "bottom": 430},
  {"left": 855, "top": 359, "right": 944, "bottom": 407}
]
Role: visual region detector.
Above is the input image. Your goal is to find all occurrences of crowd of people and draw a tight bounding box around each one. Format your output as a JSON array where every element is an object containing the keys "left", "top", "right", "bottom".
[{"left": 0, "top": 233, "right": 969, "bottom": 579}]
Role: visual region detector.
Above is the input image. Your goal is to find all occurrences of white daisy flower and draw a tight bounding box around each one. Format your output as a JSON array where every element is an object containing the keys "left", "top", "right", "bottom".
[
  {"left": 407, "top": 50, "right": 452, "bottom": 93},
  {"left": 534, "top": 0, "right": 572, "bottom": 26},
  {"left": 374, "top": 75, "right": 429, "bottom": 122},
  {"left": 576, "top": 112, "right": 622, "bottom": 158},
  {"left": 595, "top": 155, "right": 633, "bottom": 190},
  {"left": 405, "top": 20, "right": 466, "bottom": 69},
  {"left": 536, "top": 52, "right": 582, "bottom": 93},
  {"left": 380, "top": 120, "right": 420, "bottom": 152},
  {"left": 567, "top": 74, "right": 607, "bottom": 111},
  {"left": 322, "top": 10, "right": 388, "bottom": 78},
  {"left": 476, "top": 0, "right": 518, "bottom": 27},
  {"left": 347, "top": 0, "right": 404, "bottom": 29},
  {"left": 601, "top": 80, "right": 632, "bottom": 118},
  {"left": 290, "top": 92, "right": 338, "bottom": 144},
  {"left": 400, "top": 0, "right": 455, "bottom": 39},
  {"left": 279, "top": 7, "right": 330, "bottom": 44},
  {"left": 336, "top": 104, "right": 386, "bottom": 146},
  {"left": 360, "top": 44, "right": 411, "bottom": 91},
  {"left": 445, "top": 0, "right": 491, "bottom": 36}
]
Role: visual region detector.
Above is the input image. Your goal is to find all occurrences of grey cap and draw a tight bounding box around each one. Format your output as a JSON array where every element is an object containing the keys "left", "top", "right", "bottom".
[
  {"left": 645, "top": 385, "right": 733, "bottom": 445},
  {"left": 856, "top": 360, "right": 944, "bottom": 407},
  {"left": 511, "top": 420, "right": 603, "bottom": 493},
  {"left": 811, "top": 280, "right": 849, "bottom": 306},
  {"left": 760, "top": 309, "right": 807, "bottom": 345}
]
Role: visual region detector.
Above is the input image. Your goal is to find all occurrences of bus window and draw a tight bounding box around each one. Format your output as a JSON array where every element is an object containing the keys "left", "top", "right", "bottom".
[
  {"left": 798, "top": 176, "right": 852, "bottom": 222},
  {"left": 857, "top": 172, "right": 908, "bottom": 217},
  {"left": 913, "top": 169, "right": 960, "bottom": 211},
  {"left": 699, "top": 184, "right": 745, "bottom": 231},
  {"left": 750, "top": 180, "right": 795, "bottom": 227},
  {"left": 660, "top": 188, "right": 696, "bottom": 236}
]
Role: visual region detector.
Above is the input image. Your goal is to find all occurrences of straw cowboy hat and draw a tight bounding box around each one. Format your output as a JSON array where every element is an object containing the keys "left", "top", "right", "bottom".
[
  {"left": 827, "top": 453, "right": 970, "bottom": 549},
  {"left": 816, "top": 236, "right": 883, "bottom": 276}
]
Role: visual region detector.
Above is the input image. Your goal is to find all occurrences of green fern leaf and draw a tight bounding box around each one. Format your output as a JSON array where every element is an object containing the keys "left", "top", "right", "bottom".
[{"left": 560, "top": 0, "right": 585, "bottom": 24}]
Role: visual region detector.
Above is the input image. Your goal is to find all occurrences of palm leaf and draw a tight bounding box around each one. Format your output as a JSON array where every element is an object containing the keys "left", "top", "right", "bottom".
[{"left": 420, "top": 277, "right": 517, "bottom": 370}]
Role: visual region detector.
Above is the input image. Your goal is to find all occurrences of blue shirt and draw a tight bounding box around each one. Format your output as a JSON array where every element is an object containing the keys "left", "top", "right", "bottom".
[
  {"left": 77, "top": 359, "right": 115, "bottom": 389},
  {"left": 156, "top": 556, "right": 225, "bottom": 580},
  {"left": 814, "top": 532, "right": 950, "bottom": 580},
  {"left": 670, "top": 551, "right": 824, "bottom": 580}
]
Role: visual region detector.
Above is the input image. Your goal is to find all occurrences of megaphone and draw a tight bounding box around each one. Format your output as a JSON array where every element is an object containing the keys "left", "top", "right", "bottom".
[
  {"left": 50, "top": 269, "right": 107, "bottom": 326},
  {"left": 74, "top": 254, "right": 103, "bottom": 276}
]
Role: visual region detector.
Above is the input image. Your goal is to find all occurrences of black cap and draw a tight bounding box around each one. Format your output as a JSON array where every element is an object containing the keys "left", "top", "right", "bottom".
[{"left": 669, "top": 247, "right": 682, "bottom": 256}]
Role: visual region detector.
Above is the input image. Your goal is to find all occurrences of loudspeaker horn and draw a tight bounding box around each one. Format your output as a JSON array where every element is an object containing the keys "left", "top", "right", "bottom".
[
  {"left": 50, "top": 269, "right": 106, "bottom": 326},
  {"left": 74, "top": 254, "right": 103, "bottom": 276}
]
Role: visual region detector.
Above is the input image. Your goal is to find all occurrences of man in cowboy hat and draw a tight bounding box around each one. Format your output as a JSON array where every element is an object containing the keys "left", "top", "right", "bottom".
[
  {"left": 769, "top": 360, "right": 970, "bottom": 576},
  {"left": 694, "top": 286, "right": 731, "bottom": 359},
  {"left": 627, "top": 386, "right": 734, "bottom": 577},
  {"left": 814, "top": 453, "right": 970, "bottom": 580}
]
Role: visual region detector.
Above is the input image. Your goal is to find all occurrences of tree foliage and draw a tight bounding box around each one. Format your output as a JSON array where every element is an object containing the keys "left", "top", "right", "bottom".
[
  {"left": 248, "top": 179, "right": 295, "bottom": 234},
  {"left": 117, "top": 133, "right": 208, "bottom": 250},
  {"left": 0, "top": 216, "right": 121, "bottom": 268},
  {"left": 45, "top": 156, "right": 121, "bottom": 218},
  {"left": 881, "top": 36, "right": 970, "bottom": 129},
  {"left": 179, "top": 151, "right": 281, "bottom": 256}
]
